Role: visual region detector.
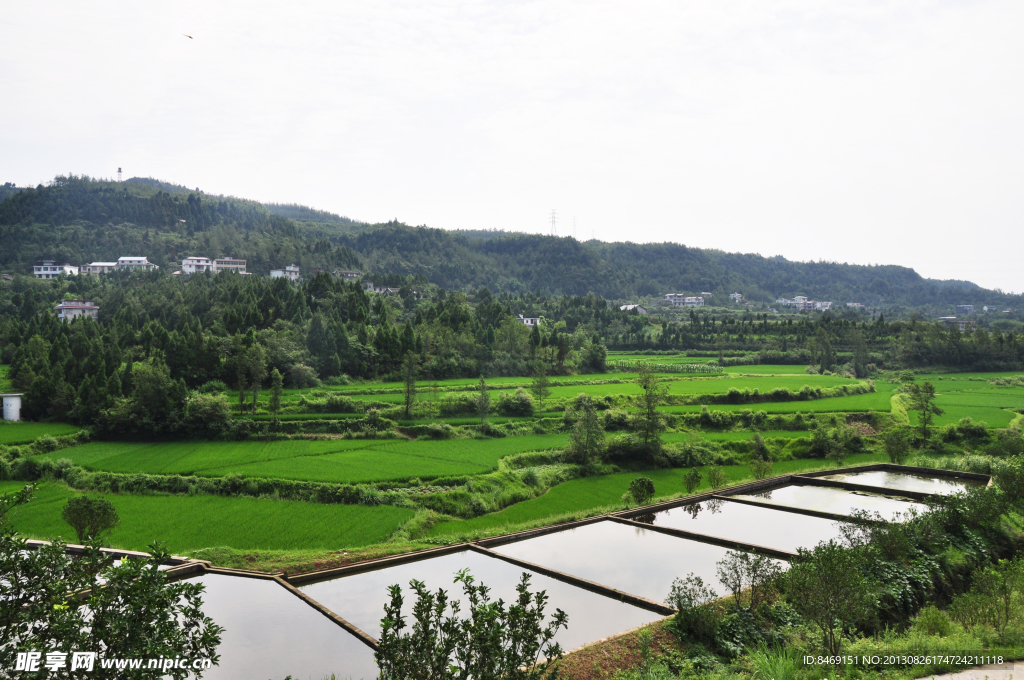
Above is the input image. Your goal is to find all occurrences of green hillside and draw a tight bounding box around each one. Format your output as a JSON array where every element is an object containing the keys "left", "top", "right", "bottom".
[{"left": 2, "top": 175, "right": 1020, "bottom": 309}]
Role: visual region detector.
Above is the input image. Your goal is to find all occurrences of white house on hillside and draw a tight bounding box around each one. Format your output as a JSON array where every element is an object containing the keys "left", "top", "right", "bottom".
[
  {"left": 665, "top": 294, "right": 704, "bottom": 307},
  {"left": 33, "top": 260, "right": 78, "bottom": 279},
  {"left": 54, "top": 299, "right": 99, "bottom": 322},
  {"left": 517, "top": 314, "right": 541, "bottom": 327},
  {"left": 182, "top": 257, "right": 214, "bottom": 274},
  {"left": 213, "top": 258, "right": 247, "bottom": 274},
  {"left": 81, "top": 262, "right": 118, "bottom": 275},
  {"left": 271, "top": 265, "right": 301, "bottom": 281},
  {"left": 117, "top": 256, "right": 158, "bottom": 271}
]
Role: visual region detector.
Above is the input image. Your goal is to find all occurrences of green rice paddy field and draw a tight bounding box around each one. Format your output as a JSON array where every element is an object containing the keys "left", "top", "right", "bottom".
[
  {"left": 7, "top": 365, "right": 1023, "bottom": 557},
  {"left": 313, "top": 373, "right": 863, "bottom": 405},
  {"left": 38, "top": 434, "right": 570, "bottom": 484},
  {"left": 0, "top": 481, "right": 413, "bottom": 552},
  {"left": 0, "top": 421, "right": 81, "bottom": 445}
]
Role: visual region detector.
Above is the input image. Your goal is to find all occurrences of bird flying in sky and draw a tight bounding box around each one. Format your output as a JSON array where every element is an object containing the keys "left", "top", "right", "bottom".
[{"left": 183, "top": 34, "right": 193, "bottom": 39}]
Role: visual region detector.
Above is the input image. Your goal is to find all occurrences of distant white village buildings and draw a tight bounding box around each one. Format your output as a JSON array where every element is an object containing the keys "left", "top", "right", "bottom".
[
  {"left": 175, "top": 257, "right": 248, "bottom": 275},
  {"left": 36, "top": 256, "right": 159, "bottom": 279},
  {"left": 776, "top": 296, "right": 832, "bottom": 312},
  {"left": 728, "top": 293, "right": 743, "bottom": 302},
  {"left": 665, "top": 293, "right": 704, "bottom": 307}
]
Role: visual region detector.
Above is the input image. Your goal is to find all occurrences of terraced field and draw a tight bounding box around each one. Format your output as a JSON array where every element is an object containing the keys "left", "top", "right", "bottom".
[
  {"left": 39, "top": 434, "right": 569, "bottom": 484},
  {"left": 0, "top": 481, "right": 413, "bottom": 552},
  {"left": 0, "top": 421, "right": 81, "bottom": 445}
]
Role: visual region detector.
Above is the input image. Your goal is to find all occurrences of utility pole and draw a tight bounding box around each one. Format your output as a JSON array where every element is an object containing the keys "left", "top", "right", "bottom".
[{"left": 549, "top": 209, "right": 558, "bottom": 237}]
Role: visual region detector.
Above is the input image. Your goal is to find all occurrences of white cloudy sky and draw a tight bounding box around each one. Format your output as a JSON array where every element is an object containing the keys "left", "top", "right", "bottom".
[{"left": 2, "top": 1, "right": 1022, "bottom": 291}]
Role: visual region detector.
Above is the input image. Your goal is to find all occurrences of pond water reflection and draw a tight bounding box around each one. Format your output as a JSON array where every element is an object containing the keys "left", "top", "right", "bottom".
[
  {"left": 299, "top": 549, "right": 663, "bottom": 654},
  {"left": 192, "top": 573, "right": 378, "bottom": 680},
  {"left": 734, "top": 484, "right": 928, "bottom": 520},
  {"left": 643, "top": 498, "right": 849, "bottom": 553}
]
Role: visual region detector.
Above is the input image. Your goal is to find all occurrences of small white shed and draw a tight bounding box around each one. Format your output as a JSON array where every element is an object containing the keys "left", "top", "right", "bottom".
[{"left": 2, "top": 394, "right": 23, "bottom": 422}]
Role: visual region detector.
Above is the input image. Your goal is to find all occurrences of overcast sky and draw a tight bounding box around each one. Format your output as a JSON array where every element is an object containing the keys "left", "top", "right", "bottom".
[{"left": 2, "top": 1, "right": 1022, "bottom": 292}]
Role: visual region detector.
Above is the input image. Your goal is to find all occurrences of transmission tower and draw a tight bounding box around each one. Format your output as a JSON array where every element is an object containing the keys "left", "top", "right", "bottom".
[
  {"left": 549, "top": 209, "right": 558, "bottom": 236},
  {"left": 117, "top": 167, "right": 122, "bottom": 182}
]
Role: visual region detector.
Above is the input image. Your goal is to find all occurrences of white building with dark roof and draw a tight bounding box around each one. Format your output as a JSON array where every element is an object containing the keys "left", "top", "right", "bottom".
[{"left": 54, "top": 299, "right": 99, "bottom": 322}]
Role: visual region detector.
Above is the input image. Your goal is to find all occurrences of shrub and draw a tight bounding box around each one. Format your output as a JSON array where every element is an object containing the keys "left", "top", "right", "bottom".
[
  {"left": 184, "top": 393, "right": 232, "bottom": 438},
  {"left": 32, "top": 436, "right": 59, "bottom": 454},
  {"left": 197, "top": 380, "right": 228, "bottom": 394},
  {"left": 716, "top": 551, "right": 782, "bottom": 613},
  {"left": 749, "top": 459, "right": 772, "bottom": 480},
  {"left": 629, "top": 477, "right": 656, "bottom": 506},
  {"left": 683, "top": 467, "right": 702, "bottom": 494},
  {"left": 601, "top": 409, "right": 631, "bottom": 431},
  {"left": 496, "top": 388, "right": 535, "bottom": 417},
  {"left": 880, "top": 427, "right": 912, "bottom": 465},
  {"left": 706, "top": 465, "right": 727, "bottom": 490},
  {"left": 783, "top": 541, "right": 875, "bottom": 656},
  {"left": 913, "top": 606, "right": 952, "bottom": 637},
  {"left": 61, "top": 495, "right": 120, "bottom": 543},
  {"left": 375, "top": 571, "right": 567, "bottom": 680},
  {"left": 286, "top": 363, "right": 321, "bottom": 388},
  {"left": 422, "top": 422, "right": 456, "bottom": 440},
  {"left": 666, "top": 574, "right": 720, "bottom": 645},
  {"left": 993, "top": 456, "right": 1024, "bottom": 503}
]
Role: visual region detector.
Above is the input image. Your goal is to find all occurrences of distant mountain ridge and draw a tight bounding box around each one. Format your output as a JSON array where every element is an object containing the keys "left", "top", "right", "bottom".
[{"left": 0, "top": 175, "right": 1016, "bottom": 311}]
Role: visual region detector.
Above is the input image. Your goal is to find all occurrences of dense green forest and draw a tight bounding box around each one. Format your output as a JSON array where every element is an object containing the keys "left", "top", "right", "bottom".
[{"left": 1, "top": 175, "right": 1019, "bottom": 308}]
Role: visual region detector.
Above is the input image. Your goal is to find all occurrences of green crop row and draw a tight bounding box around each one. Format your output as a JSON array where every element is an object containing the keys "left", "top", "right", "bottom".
[
  {"left": 0, "top": 480, "right": 414, "bottom": 553},
  {"left": 0, "top": 422, "right": 82, "bottom": 446},
  {"left": 37, "top": 434, "right": 570, "bottom": 485}
]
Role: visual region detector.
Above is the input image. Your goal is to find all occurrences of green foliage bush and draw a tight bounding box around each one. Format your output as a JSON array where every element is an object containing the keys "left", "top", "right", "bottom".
[{"left": 495, "top": 387, "right": 535, "bottom": 417}]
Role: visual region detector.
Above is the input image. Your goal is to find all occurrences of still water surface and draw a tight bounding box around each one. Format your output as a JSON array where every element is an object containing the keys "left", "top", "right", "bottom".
[
  {"left": 818, "top": 470, "right": 982, "bottom": 495},
  {"left": 645, "top": 498, "right": 849, "bottom": 553},
  {"left": 733, "top": 484, "right": 928, "bottom": 520},
  {"left": 194, "top": 573, "right": 378, "bottom": 680},
  {"left": 299, "top": 549, "right": 664, "bottom": 653},
  {"left": 489, "top": 520, "right": 783, "bottom": 603}
]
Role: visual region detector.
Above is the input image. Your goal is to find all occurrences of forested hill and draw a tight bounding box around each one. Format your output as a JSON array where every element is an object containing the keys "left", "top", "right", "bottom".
[{"left": 0, "top": 175, "right": 1017, "bottom": 309}]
